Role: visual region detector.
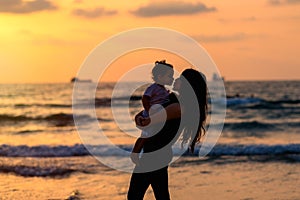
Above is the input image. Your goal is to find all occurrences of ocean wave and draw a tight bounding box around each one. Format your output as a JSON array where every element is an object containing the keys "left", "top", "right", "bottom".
[
  {"left": 16, "top": 129, "right": 43, "bottom": 134},
  {"left": 44, "top": 113, "right": 74, "bottom": 120},
  {"left": 0, "top": 114, "right": 32, "bottom": 121},
  {"left": 95, "top": 95, "right": 142, "bottom": 107},
  {"left": 1, "top": 144, "right": 299, "bottom": 158},
  {"left": 223, "top": 121, "right": 276, "bottom": 131},
  {"left": 207, "top": 144, "right": 300, "bottom": 157},
  {"left": 88, "top": 96, "right": 299, "bottom": 109},
  {"left": 10, "top": 96, "right": 299, "bottom": 109},
  {"left": 0, "top": 113, "right": 93, "bottom": 127},
  {"left": 228, "top": 98, "right": 300, "bottom": 109},
  {"left": 0, "top": 165, "right": 79, "bottom": 177},
  {"left": 0, "top": 113, "right": 74, "bottom": 122},
  {"left": 9, "top": 96, "right": 142, "bottom": 109},
  {"left": 225, "top": 97, "right": 263, "bottom": 106},
  {"left": 14, "top": 103, "right": 71, "bottom": 108},
  {"left": 0, "top": 144, "right": 299, "bottom": 177},
  {"left": 267, "top": 99, "right": 300, "bottom": 105},
  {"left": 222, "top": 120, "right": 300, "bottom": 133},
  {"left": 0, "top": 144, "right": 89, "bottom": 157}
]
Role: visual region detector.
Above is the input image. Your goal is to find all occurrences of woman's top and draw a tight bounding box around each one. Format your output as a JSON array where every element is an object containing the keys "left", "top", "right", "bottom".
[{"left": 135, "top": 93, "right": 181, "bottom": 173}]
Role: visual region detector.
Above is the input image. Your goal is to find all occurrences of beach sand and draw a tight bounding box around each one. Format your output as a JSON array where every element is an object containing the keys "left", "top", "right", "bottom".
[{"left": 0, "top": 156, "right": 299, "bottom": 200}]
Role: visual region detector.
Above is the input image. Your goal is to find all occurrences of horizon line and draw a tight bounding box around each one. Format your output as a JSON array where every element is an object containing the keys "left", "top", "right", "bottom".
[{"left": 0, "top": 78, "right": 299, "bottom": 84}]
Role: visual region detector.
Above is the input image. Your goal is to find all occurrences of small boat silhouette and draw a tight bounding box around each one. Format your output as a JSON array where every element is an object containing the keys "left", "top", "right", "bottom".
[{"left": 70, "top": 77, "right": 92, "bottom": 83}]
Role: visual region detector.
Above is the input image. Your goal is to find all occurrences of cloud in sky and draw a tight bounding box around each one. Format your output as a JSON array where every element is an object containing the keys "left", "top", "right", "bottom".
[
  {"left": 0, "top": 0, "right": 57, "bottom": 14},
  {"left": 131, "top": 1, "right": 216, "bottom": 17},
  {"left": 193, "top": 33, "right": 251, "bottom": 43},
  {"left": 268, "top": 0, "right": 300, "bottom": 5},
  {"left": 218, "top": 16, "right": 257, "bottom": 24},
  {"left": 72, "top": 7, "right": 117, "bottom": 18}
]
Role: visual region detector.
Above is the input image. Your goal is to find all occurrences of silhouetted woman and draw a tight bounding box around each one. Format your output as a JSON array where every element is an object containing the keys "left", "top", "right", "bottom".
[{"left": 127, "top": 68, "right": 208, "bottom": 200}]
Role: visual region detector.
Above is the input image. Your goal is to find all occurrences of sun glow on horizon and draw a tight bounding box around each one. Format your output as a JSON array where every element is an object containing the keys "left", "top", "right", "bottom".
[{"left": 0, "top": 0, "right": 299, "bottom": 83}]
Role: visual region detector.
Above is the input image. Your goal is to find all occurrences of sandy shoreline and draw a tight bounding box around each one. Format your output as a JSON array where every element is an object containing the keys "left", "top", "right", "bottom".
[{"left": 0, "top": 156, "right": 299, "bottom": 200}]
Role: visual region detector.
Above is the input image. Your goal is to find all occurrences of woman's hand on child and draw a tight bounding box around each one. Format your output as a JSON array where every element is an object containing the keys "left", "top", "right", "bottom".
[
  {"left": 141, "top": 117, "right": 151, "bottom": 126},
  {"left": 135, "top": 113, "right": 151, "bottom": 127},
  {"left": 130, "top": 153, "right": 140, "bottom": 166}
]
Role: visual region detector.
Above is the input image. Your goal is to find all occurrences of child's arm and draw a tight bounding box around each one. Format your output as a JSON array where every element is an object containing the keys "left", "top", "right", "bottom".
[{"left": 130, "top": 137, "right": 146, "bottom": 166}]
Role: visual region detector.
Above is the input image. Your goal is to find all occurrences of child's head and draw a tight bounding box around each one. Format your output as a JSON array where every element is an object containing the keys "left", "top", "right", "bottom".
[{"left": 152, "top": 60, "right": 174, "bottom": 86}]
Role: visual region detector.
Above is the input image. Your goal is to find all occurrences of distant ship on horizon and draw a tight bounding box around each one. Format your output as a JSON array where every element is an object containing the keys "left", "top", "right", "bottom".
[
  {"left": 70, "top": 77, "right": 92, "bottom": 83},
  {"left": 212, "top": 73, "right": 225, "bottom": 82}
]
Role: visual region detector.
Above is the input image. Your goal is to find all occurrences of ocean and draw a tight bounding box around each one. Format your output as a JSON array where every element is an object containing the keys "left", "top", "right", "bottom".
[{"left": 0, "top": 81, "right": 299, "bottom": 199}]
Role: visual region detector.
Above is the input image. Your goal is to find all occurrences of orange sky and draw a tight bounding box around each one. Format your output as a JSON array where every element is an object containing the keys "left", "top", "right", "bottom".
[{"left": 0, "top": 0, "right": 299, "bottom": 83}]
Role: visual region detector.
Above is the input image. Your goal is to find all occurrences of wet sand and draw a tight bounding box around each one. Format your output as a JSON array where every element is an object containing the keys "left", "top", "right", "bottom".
[{"left": 0, "top": 156, "right": 299, "bottom": 200}]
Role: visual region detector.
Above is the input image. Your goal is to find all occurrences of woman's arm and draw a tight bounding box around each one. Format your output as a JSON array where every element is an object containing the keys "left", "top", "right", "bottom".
[
  {"left": 142, "top": 95, "right": 151, "bottom": 112},
  {"left": 135, "top": 103, "right": 181, "bottom": 126},
  {"left": 159, "top": 103, "right": 181, "bottom": 120}
]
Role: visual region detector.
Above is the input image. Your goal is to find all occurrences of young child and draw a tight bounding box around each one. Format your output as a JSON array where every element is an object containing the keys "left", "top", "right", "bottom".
[{"left": 130, "top": 60, "right": 174, "bottom": 166}]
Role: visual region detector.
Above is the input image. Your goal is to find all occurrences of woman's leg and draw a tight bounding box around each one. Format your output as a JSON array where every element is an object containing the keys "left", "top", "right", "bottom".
[
  {"left": 127, "top": 172, "right": 150, "bottom": 200},
  {"left": 150, "top": 167, "right": 170, "bottom": 200}
]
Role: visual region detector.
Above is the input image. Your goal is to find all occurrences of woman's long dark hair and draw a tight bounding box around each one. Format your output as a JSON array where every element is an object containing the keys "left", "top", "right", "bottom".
[{"left": 179, "top": 68, "right": 208, "bottom": 152}]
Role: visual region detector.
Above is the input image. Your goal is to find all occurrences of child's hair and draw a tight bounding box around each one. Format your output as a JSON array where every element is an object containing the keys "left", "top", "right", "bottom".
[{"left": 152, "top": 60, "right": 174, "bottom": 82}]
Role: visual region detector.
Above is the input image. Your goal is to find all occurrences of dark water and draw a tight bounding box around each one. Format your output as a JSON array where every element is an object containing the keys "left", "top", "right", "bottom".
[{"left": 0, "top": 81, "right": 299, "bottom": 177}]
